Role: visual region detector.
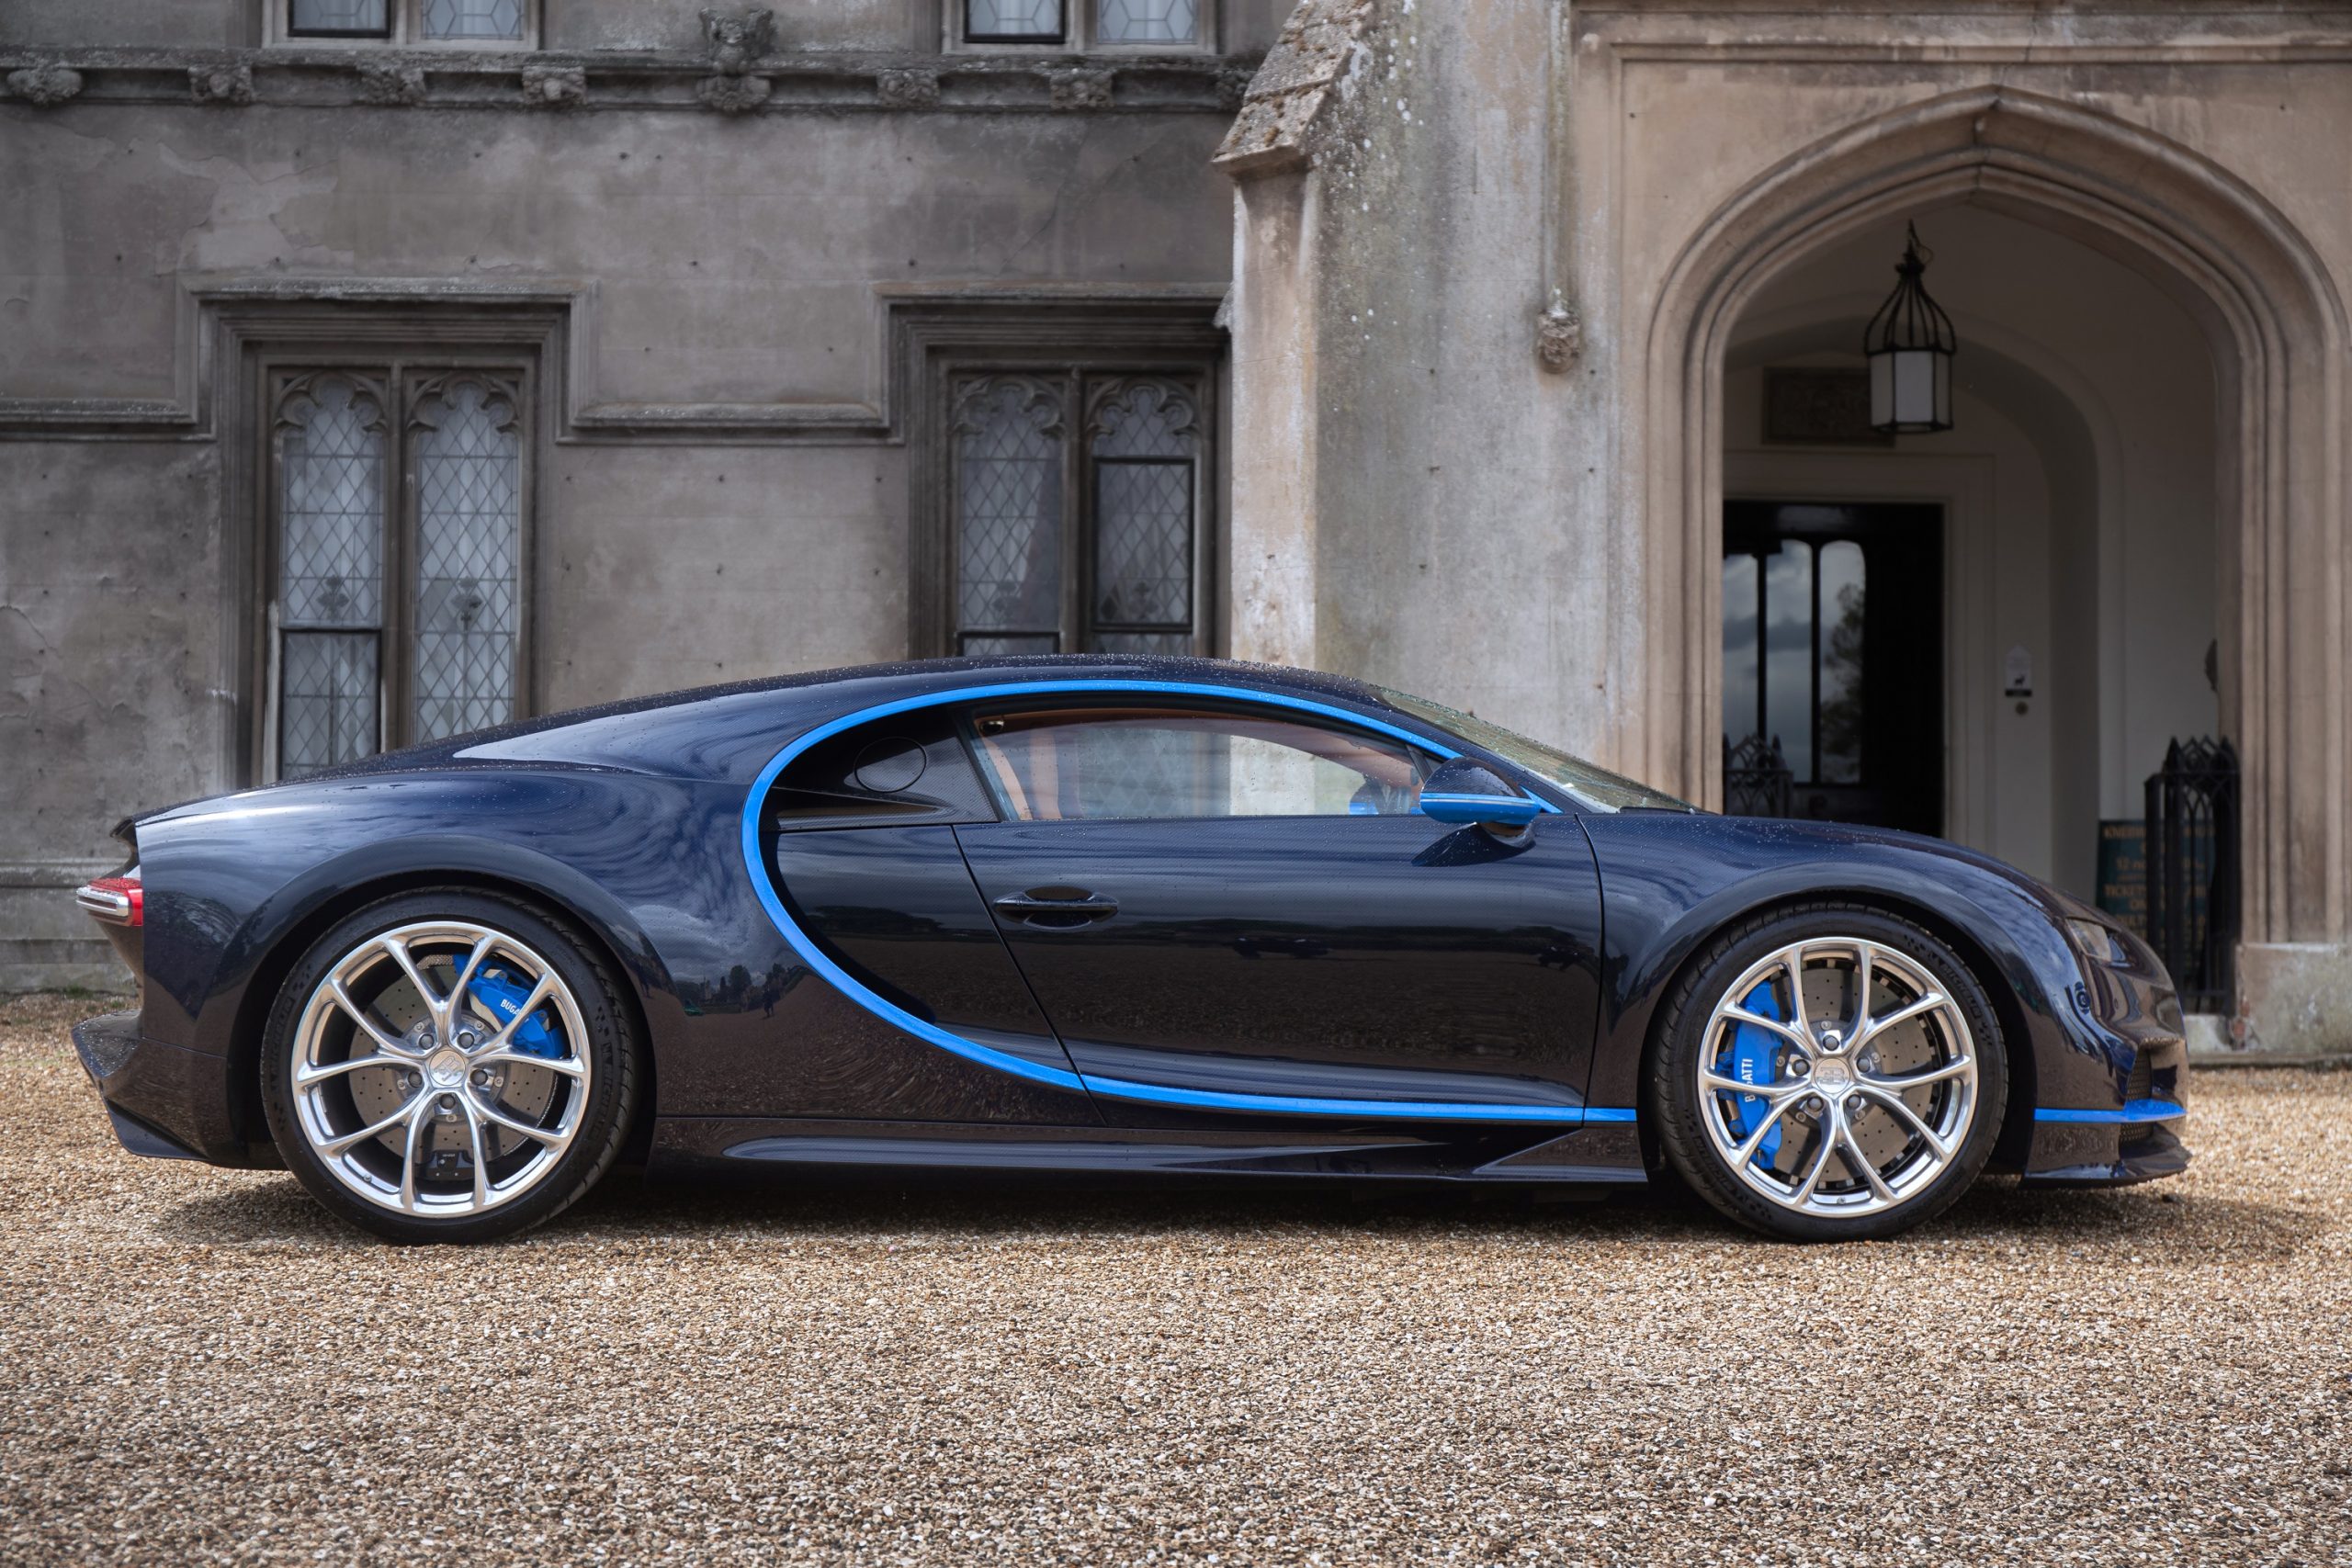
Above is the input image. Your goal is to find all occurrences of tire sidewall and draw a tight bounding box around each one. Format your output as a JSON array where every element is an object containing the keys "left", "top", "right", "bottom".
[
  {"left": 1651, "top": 905, "right": 2008, "bottom": 1243},
  {"left": 260, "top": 890, "right": 638, "bottom": 1244}
]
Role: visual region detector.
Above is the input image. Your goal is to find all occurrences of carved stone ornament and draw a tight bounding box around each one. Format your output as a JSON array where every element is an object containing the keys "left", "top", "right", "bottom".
[
  {"left": 1535, "top": 289, "right": 1584, "bottom": 374},
  {"left": 701, "top": 8, "right": 776, "bottom": 74},
  {"left": 1217, "top": 64, "right": 1255, "bottom": 112},
  {"left": 356, "top": 62, "right": 428, "bottom": 107},
  {"left": 189, "top": 63, "right": 255, "bottom": 106},
  {"left": 1048, "top": 68, "right": 1114, "bottom": 111},
  {"left": 521, "top": 64, "right": 587, "bottom": 109},
  {"left": 696, "top": 73, "right": 772, "bottom": 114},
  {"left": 876, "top": 68, "right": 940, "bottom": 109},
  {"left": 5, "top": 63, "right": 83, "bottom": 107}
]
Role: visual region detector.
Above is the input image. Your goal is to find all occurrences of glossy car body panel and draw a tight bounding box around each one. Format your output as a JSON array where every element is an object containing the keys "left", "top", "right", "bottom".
[{"left": 70, "top": 654, "right": 2185, "bottom": 1197}]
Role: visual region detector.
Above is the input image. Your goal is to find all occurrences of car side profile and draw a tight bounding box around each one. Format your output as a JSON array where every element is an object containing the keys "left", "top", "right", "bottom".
[{"left": 71, "top": 656, "right": 2188, "bottom": 1244}]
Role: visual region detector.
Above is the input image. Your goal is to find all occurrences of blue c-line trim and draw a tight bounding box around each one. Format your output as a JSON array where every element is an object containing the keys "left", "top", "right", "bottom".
[
  {"left": 737, "top": 678, "right": 1614, "bottom": 1125},
  {"left": 2033, "top": 1099, "right": 2188, "bottom": 1125}
]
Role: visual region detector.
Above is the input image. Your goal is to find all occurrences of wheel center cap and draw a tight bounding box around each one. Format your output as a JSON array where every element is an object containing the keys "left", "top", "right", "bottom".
[
  {"left": 425, "top": 1049, "right": 468, "bottom": 1089},
  {"left": 1813, "top": 1056, "right": 1855, "bottom": 1092}
]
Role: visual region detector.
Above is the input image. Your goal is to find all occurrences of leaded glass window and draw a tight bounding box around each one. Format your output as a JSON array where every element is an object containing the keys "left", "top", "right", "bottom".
[
  {"left": 967, "top": 0, "right": 1065, "bottom": 42},
  {"left": 268, "top": 366, "right": 529, "bottom": 779},
  {"left": 1097, "top": 0, "right": 1197, "bottom": 45},
  {"left": 289, "top": 0, "right": 390, "bottom": 37},
  {"left": 421, "top": 0, "right": 524, "bottom": 40},
  {"left": 940, "top": 368, "right": 1209, "bottom": 658}
]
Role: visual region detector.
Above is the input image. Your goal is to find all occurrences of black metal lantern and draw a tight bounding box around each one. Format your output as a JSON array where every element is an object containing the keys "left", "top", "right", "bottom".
[{"left": 1863, "top": 222, "right": 1956, "bottom": 434}]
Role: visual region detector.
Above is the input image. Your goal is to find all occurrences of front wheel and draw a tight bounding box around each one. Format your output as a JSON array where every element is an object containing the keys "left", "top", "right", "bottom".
[
  {"left": 260, "top": 890, "right": 640, "bottom": 1244},
  {"left": 1649, "top": 905, "right": 2007, "bottom": 1242}
]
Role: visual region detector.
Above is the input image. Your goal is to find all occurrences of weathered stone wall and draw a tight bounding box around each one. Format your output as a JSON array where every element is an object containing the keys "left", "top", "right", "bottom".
[{"left": 0, "top": 0, "right": 1280, "bottom": 988}]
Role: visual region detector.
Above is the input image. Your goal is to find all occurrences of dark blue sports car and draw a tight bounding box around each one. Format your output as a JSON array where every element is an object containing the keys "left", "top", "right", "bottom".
[{"left": 71, "top": 656, "right": 2188, "bottom": 1243}]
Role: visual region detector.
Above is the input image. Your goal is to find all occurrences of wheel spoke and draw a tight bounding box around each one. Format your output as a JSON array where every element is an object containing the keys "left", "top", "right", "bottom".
[
  {"left": 379, "top": 932, "right": 446, "bottom": 1025},
  {"left": 1780, "top": 951, "right": 1815, "bottom": 1042},
  {"left": 296, "top": 1053, "right": 414, "bottom": 1089},
  {"left": 1857, "top": 992, "right": 1946, "bottom": 1047},
  {"left": 320, "top": 1095, "right": 426, "bottom": 1158},
  {"left": 1731, "top": 1094, "right": 1798, "bottom": 1167},
  {"left": 398, "top": 1100, "right": 430, "bottom": 1213},
  {"left": 1720, "top": 1006, "right": 1811, "bottom": 1053},
  {"left": 1838, "top": 1112, "right": 1896, "bottom": 1203},
  {"left": 1789, "top": 1117, "right": 1839, "bottom": 1203},
  {"left": 1850, "top": 943, "right": 1875, "bottom": 1040},
  {"left": 469, "top": 1048, "right": 585, "bottom": 1078},
  {"left": 463, "top": 1101, "right": 491, "bottom": 1209},
  {"left": 1702, "top": 1068, "right": 1800, "bottom": 1100},
  {"left": 473, "top": 1098, "right": 569, "bottom": 1148},
  {"left": 329, "top": 977, "right": 410, "bottom": 1055},
  {"left": 1863, "top": 1056, "right": 1971, "bottom": 1092},
  {"left": 448, "top": 933, "right": 498, "bottom": 1016},
  {"left": 1855, "top": 1085, "right": 1954, "bottom": 1162}
]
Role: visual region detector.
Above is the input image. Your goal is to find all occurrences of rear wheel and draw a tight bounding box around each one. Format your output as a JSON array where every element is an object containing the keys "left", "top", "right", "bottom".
[
  {"left": 260, "top": 890, "right": 639, "bottom": 1243},
  {"left": 1650, "top": 905, "right": 2007, "bottom": 1242}
]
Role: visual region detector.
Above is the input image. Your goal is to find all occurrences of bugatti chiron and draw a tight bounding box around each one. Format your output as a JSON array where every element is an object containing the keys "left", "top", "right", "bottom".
[{"left": 71, "top": 656, "right": 2188, "bottom": 1242}]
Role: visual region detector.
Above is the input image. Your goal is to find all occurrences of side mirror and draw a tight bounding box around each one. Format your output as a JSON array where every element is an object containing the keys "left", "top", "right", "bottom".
[{"left": 1419, "top": 758, "right": 1543, "bottom": 829}]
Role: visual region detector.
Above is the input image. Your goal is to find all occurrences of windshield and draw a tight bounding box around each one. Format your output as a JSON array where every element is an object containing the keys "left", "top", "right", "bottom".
[{"left": 1376, "top": 687, "right": 1698, "bottom": 814}]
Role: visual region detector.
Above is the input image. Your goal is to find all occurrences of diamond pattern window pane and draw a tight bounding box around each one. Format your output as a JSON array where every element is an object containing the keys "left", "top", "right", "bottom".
[
  {"left": 1098, "top": 0, "right": 1197, "bottom": 44},
  {"left": 279, "top": 376, "right": 385, "bottom": 629},
  {"left": 967, "top": 0, "right": 1064, "bottom": 39},
  {"left": 955, "top": 376, "right": 1064, "bottom": 640},
  {"left": 1094, "top": 460, "right": 1192, "bottom": 626},
  {"left": 289, "top": 0, "right": 389, "bottom": 34},
  {"left": 1091, "top": 378, "right": 1197, "bottom": 458},
  {"left": 412, "top": 380, "right": 521, "bottom": 743},
  {"left": 1091, "top": 631, "right": 1190, "bottom": 655},
  {"left": 281, "top": 632, "right": 379, "bottom": 777},
  {"left": 961, "top": 634, "right": 1060, "bottom": 656},
  {"left": 422, "top": 0, "right": 524, "bottom": 39}
]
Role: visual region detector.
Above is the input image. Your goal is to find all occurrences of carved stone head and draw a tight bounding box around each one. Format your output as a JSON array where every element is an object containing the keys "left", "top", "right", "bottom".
[{"left": 701, "top": 8, "right": 776, "bottom": 75}]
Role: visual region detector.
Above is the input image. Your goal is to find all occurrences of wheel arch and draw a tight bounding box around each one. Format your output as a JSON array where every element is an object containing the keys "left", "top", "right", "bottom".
[
  {"left": 223, "top": 861, "right": 663, "bottom": 1164},
  {"left": 1632, "top": 887, "right": 2038, "bottom": 1177}
]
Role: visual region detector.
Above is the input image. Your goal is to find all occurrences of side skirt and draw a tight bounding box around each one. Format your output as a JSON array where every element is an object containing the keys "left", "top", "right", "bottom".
[{"left": 648, "top": 1118, "right": 1648, "bottom": 1185}]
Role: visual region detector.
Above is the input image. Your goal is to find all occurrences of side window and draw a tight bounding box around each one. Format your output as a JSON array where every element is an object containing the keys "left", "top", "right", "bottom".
[
  {"left": 770, "top": 715, "right": 999, "bottom": 832},
  {"left": 968, "top": 705, "right": 1435, "bottom": 821}
]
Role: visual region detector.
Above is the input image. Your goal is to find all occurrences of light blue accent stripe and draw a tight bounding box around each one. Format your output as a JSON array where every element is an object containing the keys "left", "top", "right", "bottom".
[
  {"left": 1419, "top": 791, "right": 1544, "bottom": 826},
  {"left": 2034, "top": 1098, "right": 2188, "bottom": 1125},
  {"left": 738, "top": 677, "right": 1600, "bottom": 1123}
]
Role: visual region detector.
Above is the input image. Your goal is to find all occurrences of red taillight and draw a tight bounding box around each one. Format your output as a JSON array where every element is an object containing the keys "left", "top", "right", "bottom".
[{"left": 76, "top": 873, "right": 142, "bottom": 926}]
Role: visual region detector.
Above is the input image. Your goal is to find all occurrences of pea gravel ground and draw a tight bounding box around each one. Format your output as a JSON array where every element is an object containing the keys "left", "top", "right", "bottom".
[{"left": 3, "top": 995, "right": 2348, "bottom": 1567}]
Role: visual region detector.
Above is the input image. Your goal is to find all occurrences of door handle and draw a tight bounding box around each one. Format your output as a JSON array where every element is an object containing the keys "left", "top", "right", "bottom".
[{"left": 992, "top": 888, "right": 1120, "bottom": 928}]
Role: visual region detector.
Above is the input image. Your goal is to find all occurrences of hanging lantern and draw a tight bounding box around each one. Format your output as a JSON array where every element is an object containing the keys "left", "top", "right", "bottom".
[{"left": 1863, "top": 222, "right": 1956, "bottom": 434}]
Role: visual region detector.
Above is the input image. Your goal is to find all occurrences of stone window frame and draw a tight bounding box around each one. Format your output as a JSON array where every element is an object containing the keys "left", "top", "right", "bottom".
[
  {"left": 943, "top": 0, "right": 1220, "bottom": 56},
  {"left": 220, "top": 300, "right": 564, "bottom": 789},
  {"left": 902, "top": 299, "right": 1227, "bottom": 659},
  {"left": 264, "top": 0, "right": 542, "bottom": 51}
]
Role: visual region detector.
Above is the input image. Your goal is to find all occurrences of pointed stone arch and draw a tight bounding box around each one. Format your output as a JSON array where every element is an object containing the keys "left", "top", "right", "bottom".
[{"left": 1643, "top": 84, "right": 2347, "bottom": 966}]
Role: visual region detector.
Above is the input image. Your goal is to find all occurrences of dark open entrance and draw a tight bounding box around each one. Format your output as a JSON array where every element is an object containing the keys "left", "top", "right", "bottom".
[{"left": 1722, "top": 501, "right": 1943, "bottom": 836}]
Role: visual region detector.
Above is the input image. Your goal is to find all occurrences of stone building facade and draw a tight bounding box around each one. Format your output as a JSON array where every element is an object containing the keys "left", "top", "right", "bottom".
[{"left": 6, "top": 1, "right": 2348, "bottom": 1054}]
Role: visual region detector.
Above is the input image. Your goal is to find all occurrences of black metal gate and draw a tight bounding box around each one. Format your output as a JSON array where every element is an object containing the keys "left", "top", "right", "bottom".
[
  {"left": 1723, "top": 733, "right": 1794, "bottom": 818},
  {"left": 2143, "top": 737, "right": 2239, "bottom": 1013}
]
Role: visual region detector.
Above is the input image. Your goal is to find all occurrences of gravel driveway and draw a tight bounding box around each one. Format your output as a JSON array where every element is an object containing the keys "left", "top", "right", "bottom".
[{"left": 4, "top": 993, "right": 2347, "bottom": 1566}]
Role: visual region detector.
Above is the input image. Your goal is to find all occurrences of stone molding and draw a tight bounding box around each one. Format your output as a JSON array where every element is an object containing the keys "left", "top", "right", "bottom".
[
  {"left": 0, "top": 46, "right": 1246, "bottom": 116},
  {"left": 0, "top": 276, "right": 1227, "bottom": 449},
  {"left": 1212, "top": 0, "right": 1373, "bottom": 175}
]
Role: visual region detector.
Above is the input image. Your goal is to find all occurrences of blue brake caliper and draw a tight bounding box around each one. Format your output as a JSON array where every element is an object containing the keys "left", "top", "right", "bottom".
[
  {"left": 466, "top": 966, "right": 560, "bottom": 1059},
  {"left": 1723, "top": 980, "right": 1784, "bottom": 1162}
]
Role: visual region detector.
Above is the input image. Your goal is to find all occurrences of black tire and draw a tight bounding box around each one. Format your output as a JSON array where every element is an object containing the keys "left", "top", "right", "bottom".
[
  {"left": 260, "top": 888, "right": 641, "bottom": 1244},
  {"left": 1647, "top": 902, "right": 2007, "bottom": 1243}
]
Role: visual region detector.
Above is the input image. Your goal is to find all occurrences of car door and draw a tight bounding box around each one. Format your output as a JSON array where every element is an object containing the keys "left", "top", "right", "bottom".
[{"left": 949, "top": 698, "right": 1609, "bottom": 1123}]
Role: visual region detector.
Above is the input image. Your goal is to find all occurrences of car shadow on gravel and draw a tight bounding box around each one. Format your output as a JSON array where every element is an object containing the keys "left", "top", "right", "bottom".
[{"left": 162, "top": 1166, "right": 2324, "bottom": 1258}]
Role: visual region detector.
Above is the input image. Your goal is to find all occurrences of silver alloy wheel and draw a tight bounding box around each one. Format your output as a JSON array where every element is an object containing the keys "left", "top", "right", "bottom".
[
  {"left": 1696, "top": 936, "right": 1978, "bottom": 1219},
  {"left": 288, "top": 920, "right": 591, "bottom": 1218}
]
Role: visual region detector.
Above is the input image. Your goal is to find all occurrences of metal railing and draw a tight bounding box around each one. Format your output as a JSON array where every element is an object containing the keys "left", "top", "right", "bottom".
[
  {"left": 1723, "top": 733, "right": 1794, "bottom": 819},
  {"left": 2143, "top": 736, "right": 2239, "bottom": 1014}
]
